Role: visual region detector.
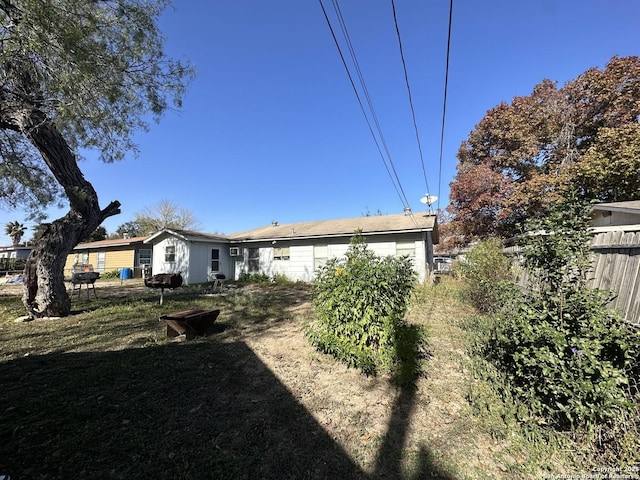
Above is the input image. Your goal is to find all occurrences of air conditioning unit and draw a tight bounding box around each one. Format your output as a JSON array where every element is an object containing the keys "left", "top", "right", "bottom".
[{"left": 230, "top": 246, "right": 242, "bottom": 256}]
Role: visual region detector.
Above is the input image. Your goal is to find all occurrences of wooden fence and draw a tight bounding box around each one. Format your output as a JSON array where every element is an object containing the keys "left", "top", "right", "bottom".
[
  {"left": 589, "top": 230, "right": 640, "bottom": 326},
  {"left": 507, "top": 230, "right": 640, "bottom": 325}
]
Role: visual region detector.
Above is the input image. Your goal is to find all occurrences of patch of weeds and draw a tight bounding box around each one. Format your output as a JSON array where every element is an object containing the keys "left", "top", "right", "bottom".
[{"left": 237, "top": 272, "right": 270, "bottom": 284}]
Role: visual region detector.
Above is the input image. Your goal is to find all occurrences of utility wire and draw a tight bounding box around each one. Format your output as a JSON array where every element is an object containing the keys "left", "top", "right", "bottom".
[
  {"left": 318, "top": 0, "right": 412, "bottom": 212},
  {"left": 331, "top": 0, "right": 412, "bottom": 210},
  {"left": 437, "top": 0, "right": 454, "bottom": 211},
  {"left": 390, "top": 0, "right": 430, "bottom": 196}
]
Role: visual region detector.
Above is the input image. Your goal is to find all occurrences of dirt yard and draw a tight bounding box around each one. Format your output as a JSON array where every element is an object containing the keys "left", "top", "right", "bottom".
[{"left": 0, "top": 278, "right": 541, "bottom": 478}]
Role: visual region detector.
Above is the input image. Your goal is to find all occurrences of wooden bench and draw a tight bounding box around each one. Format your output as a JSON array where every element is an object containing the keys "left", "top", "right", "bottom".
[{"left": 159, "top": 308, "right": 220, "bottom": 339}]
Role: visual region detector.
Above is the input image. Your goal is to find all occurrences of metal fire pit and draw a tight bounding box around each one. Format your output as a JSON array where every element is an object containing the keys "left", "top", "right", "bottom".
[
  {"left": 144, "top": 273, "right": 183, "bottom": 305},
  {"left": 159, "top": 308, "right": 220, "bottom": 339}
]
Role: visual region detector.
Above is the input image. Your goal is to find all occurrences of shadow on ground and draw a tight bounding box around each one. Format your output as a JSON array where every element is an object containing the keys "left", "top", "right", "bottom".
[{"left": 1, "top": 284, "right": 458, "bottom": 479}]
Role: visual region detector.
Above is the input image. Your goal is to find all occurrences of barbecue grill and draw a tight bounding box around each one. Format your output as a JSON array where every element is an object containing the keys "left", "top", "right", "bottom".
[
  {"left": 144, "top": 272, "right": 183, "bottom": 305},
  {"left": 70, "top": 264, "right": 100, "bottom": 299}
]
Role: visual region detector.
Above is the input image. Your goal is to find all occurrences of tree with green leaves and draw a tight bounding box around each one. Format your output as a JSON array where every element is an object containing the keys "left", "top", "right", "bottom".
[
  {"left": 448, "top": 56, "right": 640, "bottom": 242},
  {"left": 114, "top": 221, "right": 146, "bottom": 239},
  {"left": 80, "top": 226, "right": 108, "bottom": 243},
  {"left": 4, "top": 220, "right": 26, "bottom": 246},
  {"left": 486, "top": 196, "right": 640, "bottom": 431},
  {"left": 0, "top": 0, "right": 193, "bottom": 317}
]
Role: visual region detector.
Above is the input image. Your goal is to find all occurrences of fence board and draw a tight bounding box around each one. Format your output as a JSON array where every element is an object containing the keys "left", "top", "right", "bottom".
[{"left": 509, "top": 230, "right": 640, "bottom": 325}]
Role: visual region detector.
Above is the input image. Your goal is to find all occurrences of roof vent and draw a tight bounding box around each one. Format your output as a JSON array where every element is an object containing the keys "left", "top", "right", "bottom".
[
  {"left": 272, "top": 220, "right": 278, "bottom": 226},
  {"left": 403, "top": 207, "right": 412, "bottom": 215}
]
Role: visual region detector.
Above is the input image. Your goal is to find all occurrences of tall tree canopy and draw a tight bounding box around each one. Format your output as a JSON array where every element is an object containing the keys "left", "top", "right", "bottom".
[
  {"left": 448, "top": 56, "right": 640, "bottom": 242},
  {"left": 0, "top": 0, "right": 193, "bottom": 317}
]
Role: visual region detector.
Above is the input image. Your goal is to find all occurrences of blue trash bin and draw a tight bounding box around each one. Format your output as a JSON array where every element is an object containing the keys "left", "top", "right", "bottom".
[{"left": 120, "top": 267, "right": 132, "bottom": 280}]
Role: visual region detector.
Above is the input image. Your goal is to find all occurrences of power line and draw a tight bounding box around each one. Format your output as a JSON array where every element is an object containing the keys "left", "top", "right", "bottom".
[
  {"left": 390, "top": 0, "right": 430, "bottom": 196},
  {"left": 437, "top": 0, "right": 454, "bottom": 211},
  {"left": 318, "top": 0, "right": 412, "bottom": 211}
]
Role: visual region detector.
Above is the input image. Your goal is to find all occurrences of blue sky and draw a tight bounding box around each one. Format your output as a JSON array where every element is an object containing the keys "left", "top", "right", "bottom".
[{"left": 1, "top": 0, "right": 639, "bottom": 244}]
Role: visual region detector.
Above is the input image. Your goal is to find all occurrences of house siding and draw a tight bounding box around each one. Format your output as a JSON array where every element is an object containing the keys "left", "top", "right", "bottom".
[
  {"left": 152, "top": 237, "right": 190, "bottom": 282},
  {"left": 233, "top": 232, "right": 431, "bottom": 282},
  {"left": 65, "top": 246, "right": 139, "bottom": 275},
  {"left": 147, "top": 234, "right": 232, "bottom": 285},
  {"left": 592, "top": 210, "right": 640, "bottom": 227},
  {"left": 186, "top": 242, "right": 233, "bottom": 284}
]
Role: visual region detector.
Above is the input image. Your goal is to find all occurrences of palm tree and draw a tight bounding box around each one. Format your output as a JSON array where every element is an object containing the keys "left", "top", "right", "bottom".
[{"left": 4, "top": 221, "right": 27, "bottom": 246}]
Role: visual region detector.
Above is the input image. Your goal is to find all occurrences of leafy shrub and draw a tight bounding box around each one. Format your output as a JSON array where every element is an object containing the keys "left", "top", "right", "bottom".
[
  {"left": 305, "top": 233, "right": 424, "bottom": 383},
  {"left": 455, "top": 238, "right": 515, "bottom": 313},
  {"left": 101, "top": 270, "right": 121, "bottom": 279},
  {"left": 237, "top": 272, "right": 270, "bottom": 284},
  {"left": 484, "top": 197, "right": 640, "bottom": 430},
  {"left": 0, "top": 257, "right": 26, "bottom": 272},
  {"left": 272, "top": 273, "right": 300, "bottom": 286}
]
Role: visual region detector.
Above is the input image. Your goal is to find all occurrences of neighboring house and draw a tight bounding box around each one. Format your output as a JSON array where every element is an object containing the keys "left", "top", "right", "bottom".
[
  {"left": 0, "top": 245, "right": 32, "bottom": 260},
  {"left": 0, "top": 245, "right": 32, "bottom": 272},
  {"left": 228, "top": 213, "right": 439, "bottom": 282},
  {"left": 64, "top": 236, "right": 151, "bottom": 277},
  {"left": 143, "top": 229, "right": 232, "bottom": 285},
  {"left": 591, "top": 200, "right": 640, "bottom": 229}
]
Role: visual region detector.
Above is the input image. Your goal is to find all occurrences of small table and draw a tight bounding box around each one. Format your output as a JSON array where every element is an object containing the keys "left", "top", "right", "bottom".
[{"left": 159, "top": 308, "right": 220, "bottom": 339}]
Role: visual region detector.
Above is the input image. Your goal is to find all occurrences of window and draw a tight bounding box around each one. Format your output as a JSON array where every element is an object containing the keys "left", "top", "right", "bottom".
[
  {"left": 81, "top": 252, "right": 89, "bottom": 265},
  {"left": 139, "top": 248, "right": 152, "bottom": 265},
  {"left": 396, "top": 241, "right": 416, "bottom": 258},
  {"left": 273, "top": 246, "right": 290, "bottom": 260},
  {"left": 211, "top": 248, "right": 220, "bottom": 272},
  {"left": 165, "top": 245, "right": 176, "bottom": 262},
  {"left": 248, "top": 248, "right": 259, "bottom": 273},
  {"left": 314, "top": 245, "right": 328, "bottom": 270},
  {"left": 96, "top": 251, "right": 106, "bottom": 271}
]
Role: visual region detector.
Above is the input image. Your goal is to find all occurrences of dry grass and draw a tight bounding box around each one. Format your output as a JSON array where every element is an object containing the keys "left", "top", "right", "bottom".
[{"left": 0, "top": 277, "right": 574, "bottom": 479}]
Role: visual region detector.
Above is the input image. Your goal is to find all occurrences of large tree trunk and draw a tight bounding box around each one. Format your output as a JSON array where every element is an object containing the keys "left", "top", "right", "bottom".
[{"left": 19, "top": 114, "right": 120, "bottom": 318}]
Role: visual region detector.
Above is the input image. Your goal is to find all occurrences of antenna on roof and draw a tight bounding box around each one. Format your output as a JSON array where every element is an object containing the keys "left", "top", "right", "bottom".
[{"left": 420, "top": 194, "right": 438, "bottom": 214}]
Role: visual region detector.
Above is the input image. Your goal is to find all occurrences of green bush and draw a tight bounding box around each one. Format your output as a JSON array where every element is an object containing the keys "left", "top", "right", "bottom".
[
  {"left": 305, "top": 233, "right": 424, "bottom": 383},
  {"left": 0, "top": 257, "right": 26, "bottom": 272},
  {"left": 237, "top": 272, "right": 270, "bottom": 284},
  {"left": 455, "top": 238, "right": 515, "bottom": 313},
  {"left": 101, "top": 270, "right": 121, "bottom": 279},
  {"left": 484, "top": 197, "right": 640, "bottom": 431},
  {"left": 272, "top": 273, "right": 298, "bottom": 286}
]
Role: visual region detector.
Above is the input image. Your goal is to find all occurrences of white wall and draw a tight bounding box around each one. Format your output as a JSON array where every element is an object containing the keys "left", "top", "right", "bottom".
[
  {"left": 153, "top": 236, "right": 190, "bottom": 282},
  {"left": 234, "top": 232, "right": 432, "bottom": 282},
  {"left": 151, "top": 236, "right": 233, "bottom": 285}
]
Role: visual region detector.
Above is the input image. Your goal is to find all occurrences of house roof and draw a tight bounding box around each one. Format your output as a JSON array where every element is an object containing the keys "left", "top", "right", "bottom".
[
  {"left": 144, "top": 229, "right": 229, "bottom": 244},
  {"left": 592, "top": 200, "right": 640, "bottom": 215},
  {"left": 229, "top": 213, "right": 438, "bottom": 242},
  {"left": 74, "top": 236, "right": 149, "bottom": 250}
]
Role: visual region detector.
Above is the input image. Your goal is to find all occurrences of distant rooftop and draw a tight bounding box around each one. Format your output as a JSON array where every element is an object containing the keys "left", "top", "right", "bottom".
[
  {"left": 592, "top": 200, "right": 640, "bottom": 214},
  {"left": 75, "top": 236, "right": 149, "bottom": 250},
  {"left": 229, "top": 213, "right": 437, "bottom": 242}
]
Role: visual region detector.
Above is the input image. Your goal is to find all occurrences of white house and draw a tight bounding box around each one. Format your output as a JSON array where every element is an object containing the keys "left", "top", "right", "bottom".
[
  {"left": 142, "top": 214, "right": 438, "bottom": 285},
  {"left": 143, "top": 229, "right": 232, "bottom": 285},
  {"left": 228, "top": 213, "right": 438, "bottom": 282}
]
